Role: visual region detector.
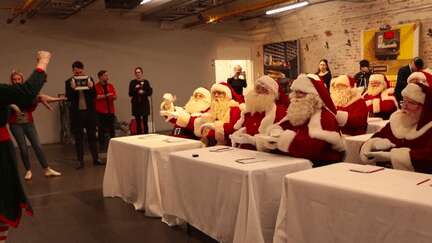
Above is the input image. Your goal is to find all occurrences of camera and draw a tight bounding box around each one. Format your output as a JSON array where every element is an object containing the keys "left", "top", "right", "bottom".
[{"left": 73, "top": 76, "right": 90, "bottom": 90}]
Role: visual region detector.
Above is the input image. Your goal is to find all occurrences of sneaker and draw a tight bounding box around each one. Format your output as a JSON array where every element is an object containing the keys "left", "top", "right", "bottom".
[
  {"left": 45, "top": 167, "right": 61, "bottom": 177},
  {"left": 24, "top": 170, "right": 32, "bottom": 180}
]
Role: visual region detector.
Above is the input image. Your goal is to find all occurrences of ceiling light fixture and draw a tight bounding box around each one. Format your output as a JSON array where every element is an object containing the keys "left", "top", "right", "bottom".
[
  {"left": 140, "top": 0, "right": 152, "bottom": 5},
  {"left": 266, "top": 1, "right": 309, "bottom": 15}
]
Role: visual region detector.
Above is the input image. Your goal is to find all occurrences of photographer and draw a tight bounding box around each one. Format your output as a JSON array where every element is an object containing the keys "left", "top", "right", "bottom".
[
  {"left": 227, "top": 65, "right": 247, "bottom": 96},
  {"left": 354, "top": 59, "right": 372, "bottom": 93},
  {"left": 65, "top": 61, "right": 104, "bottom": 169}
]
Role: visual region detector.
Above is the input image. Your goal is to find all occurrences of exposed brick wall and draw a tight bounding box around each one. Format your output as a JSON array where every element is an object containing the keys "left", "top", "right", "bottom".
[{"left": 249, "top": 0, "right": 432, "bottom": 79}]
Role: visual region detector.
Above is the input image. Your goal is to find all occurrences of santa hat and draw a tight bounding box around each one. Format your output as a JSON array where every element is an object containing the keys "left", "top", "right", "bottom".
[
  {"left": 407, "top": 71, "right": 432, "bottom": 87},
  {"left": 401, "top": 83, "right": 426, "bottom": 105},
  {"left": 416, "top": 83, "right": 432, "bottom": 129},
  {"left": 255, "top": 75, "right": 279, "bottom": 97},
  {"left": 369, "top": 73, "right": 390, "bottom": 88},
  {"left": 193, "top": 87, "right": 211, "bottom": 99},
  {"left": 211, "top": 82, "right": 233, "bottom": 99},
  {"left": 290, "top": 74, "right": 337, "bottom": 114},
  {"left": 330, "top": 75, "right": 356, "bottom": 88}
]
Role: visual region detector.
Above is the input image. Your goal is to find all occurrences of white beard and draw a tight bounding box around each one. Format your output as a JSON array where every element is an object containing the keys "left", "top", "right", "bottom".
[
  {"left": 367, "top": 84, "right": 385, "bottom": 96},
  {"left": 399, "top": 110, "right": 421, "bottom": 128},
  {"left": 331, "top": 88, "right": 356, "bottom": 107},
  {"left": 245, "top": 91, "right": 276, "bottom": 114},
  {"left": 286, "top": 93, "right": 323, "bottom": 127},
  {"left": 208, "top": 98, "right": 232, "bottom": 123},
  {"left": 184, "top": 97, "right": 210, "bottom": 114}
]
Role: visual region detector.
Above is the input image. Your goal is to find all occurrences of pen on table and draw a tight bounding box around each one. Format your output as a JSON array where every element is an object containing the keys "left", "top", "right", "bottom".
[{"left": 416, "top": 178, "right": 430, "bottom": 186}]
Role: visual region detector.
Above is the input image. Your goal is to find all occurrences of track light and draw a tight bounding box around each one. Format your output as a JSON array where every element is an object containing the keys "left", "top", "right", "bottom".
[
  {"left": 266, "top": 1, "right": 309, "bottom": 15},
  {"left": 140, "top": 0, "right": 152, "bottom": 5}
]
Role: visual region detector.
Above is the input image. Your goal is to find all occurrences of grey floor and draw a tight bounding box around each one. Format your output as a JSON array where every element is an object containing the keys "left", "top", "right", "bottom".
[{"left": 9, "top": 144, "right": 217, "bottom": 243}]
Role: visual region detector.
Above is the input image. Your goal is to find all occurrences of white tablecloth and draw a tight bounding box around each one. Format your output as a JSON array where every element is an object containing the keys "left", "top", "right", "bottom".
[
  {"left": 343, "top": 133, "right": 373, "bottom": 164},
  {"left": 274, "top": 163, "right": 432, "bottom": 243},
  {"left": 103, "top": 134, "right": 203, "bottom": 217},
  {"left": 367, "top": 120, "right": 388, "bottom": 133},
  {"left": 163, "top": 146, "right": 312, "bottom": 243}
]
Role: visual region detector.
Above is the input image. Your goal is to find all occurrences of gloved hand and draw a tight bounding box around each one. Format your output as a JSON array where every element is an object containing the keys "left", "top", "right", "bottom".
[
  {"left": 88, "top": 80, "right": 94, "bottom": 88},
  {"left": 268, "top": 125, "right": 284, "bottom": 137},
  {"left": 261, "top": 136, "right": 278, "bottom": 150},
  {"left": 200, "top": 122, "right": 215, "bottom": 131},
  {"left": 36, "top": 51, "right": 51, "bottom": 71},
  {"left": 363, "top": 151, "right": 391, "bottom": 163},
  {"left": 372, "top": 139, "right": 396, "bottom": 151}
]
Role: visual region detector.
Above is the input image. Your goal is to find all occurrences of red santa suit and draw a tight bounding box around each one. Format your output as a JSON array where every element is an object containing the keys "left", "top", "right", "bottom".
[
  {"left": 361, "top": 83, "right": 432, "bottom": 174},
  {"left": 260, "top": 74, "right": 345, "bottom": 166},
  {"left": 161, "top": 87, "right": 210, "bottom": 139},
  {"left": 362, "top": 74, "right": 398, "bottom": 119},
  {"left": 331, "top": 75, "right": 368, "bottom": 136},
  {"left": 196, "top": 82, "right": 241, "bottom": 145},
  {"left": 230, "top": 76, "right": 286, "bottom": 150}
]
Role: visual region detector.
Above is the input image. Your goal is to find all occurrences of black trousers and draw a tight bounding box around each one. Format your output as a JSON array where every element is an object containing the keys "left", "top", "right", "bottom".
[
  {"left": 134, "top": 115, "right": 148, "bottom": 134},
  {"left": 97, "top": 113, "right": 115, "bottom": 148},
  {"left": 70, "top": 110, "right": 99, "bottom": 163}
]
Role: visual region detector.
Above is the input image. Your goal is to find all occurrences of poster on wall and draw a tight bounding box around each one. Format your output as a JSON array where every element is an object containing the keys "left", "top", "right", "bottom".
[
  {"left": 361, "top": 22, "right": 419, "bottom": 84},
  {"left": 263, "top": 40, "right": 299, "bottom": 95}
]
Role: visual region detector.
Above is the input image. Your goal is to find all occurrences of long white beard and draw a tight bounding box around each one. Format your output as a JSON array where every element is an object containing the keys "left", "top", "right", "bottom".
[
  {"left": 286, "top": 93, "right": 322, "bottom": 127},
  {"left": 367, "top": 85, "right": 385, "bottom": 96},
  {"left": 245, "top": 91, "right": 276, "bottom": 114},
  {"left": 184, "top": 97, "right": 210, "bottom": 114},
  {"left": 331, "top": 88, "right": 355, "bottom": 107},
  {"left": 208, "top": 98, "right": 231, "bottom": 123}
]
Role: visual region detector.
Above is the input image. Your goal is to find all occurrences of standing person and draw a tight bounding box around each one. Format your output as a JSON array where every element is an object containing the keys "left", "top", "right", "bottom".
[
  {"left": 227, "top": 65, "right": 247, "bottom": 96},
  {"left": 394, "top": 57, "right": 424, "bottom": 105},
  {"left": 315, "top": 59, "right": 332, "bottom": 90},
  {"left": 354, "top": 59, "right": 372, "bottom": 93},
  {"left": 8, "top": 71, "right": 62, "bottom": 180},
  {"left": 65, "top": 61, "right": 104, "bottom": 169},
  {"left": 95, "top": 70, "right": 116, "bottom": 150},
  {"left": 0, "top": 51, "right": 50, "bottom": 242},
  {"left": 128, "top": 67, "right": 153, "bottom": 134}
]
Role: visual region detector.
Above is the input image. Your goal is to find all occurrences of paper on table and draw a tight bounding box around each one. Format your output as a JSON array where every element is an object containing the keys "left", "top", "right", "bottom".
[
  {"left": 235, "top": 157, "right": 267, "bottom": 164},
  {"left": 349, "top": 165, "right": 385, "bottom": 173}
]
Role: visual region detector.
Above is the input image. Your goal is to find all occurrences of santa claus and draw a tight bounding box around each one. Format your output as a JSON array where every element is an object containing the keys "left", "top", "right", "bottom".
[
  {"left": 362, "top": 74, "right": 398, "bottom": 119},
  {"left": 196, "top": 82, "right": 241, "bottom": 146},
  {"left": 160, "top": 87, "right": 211, "bottom": 139},
  {"left": 230, "top": 76, "right": 286, "bottom": 150},
  {"left": 330, "top": 75, "right": 368, "bottom": 136},
  {"left": 360, "top": 82, "right": 432, "bottom": 174},
  {"left": 257, "top": 74, "right": 344, "bottom": 166},
  {"left": 407, "top": 71, "right": 432, "bottom": 87}
]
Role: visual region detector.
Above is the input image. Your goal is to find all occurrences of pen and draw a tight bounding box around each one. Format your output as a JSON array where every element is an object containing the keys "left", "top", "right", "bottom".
[{"left": 416, "top": 178, "right": 430, "bottom": 185}]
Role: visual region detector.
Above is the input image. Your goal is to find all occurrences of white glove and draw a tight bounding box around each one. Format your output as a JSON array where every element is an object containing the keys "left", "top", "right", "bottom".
[
  {"left": 363, "top": 151, "right": 391, "bottom": 163},
  {"left": 372, "top": 139, "right": 396, "bottom": 151},
  {"left": 160, "top": 110, "right": 171, "bottom": 117},
  {"left": 261, "top": 136, "right": 278, "bottom": 150},
  {"left": 36, "top": 51, "right": 51, "bottom": 71},
  {"left": 268, "top": 125, "right": 284, "bottom": 137},
  {"left": 88, "top": 80, "right": 94, "bottom": 88}
]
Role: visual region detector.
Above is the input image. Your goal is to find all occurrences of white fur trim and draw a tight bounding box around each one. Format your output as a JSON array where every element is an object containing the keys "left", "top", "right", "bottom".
[
  {"left": 176, "top": 112, "right": 191, "bottom": 128},
  {"left": 360, "top": 138, "right": 391, "bottom": 164},
  {"left": 381, "top": 88, "right": 398, "bottom": 108},
  {"left": 258, "top": 104, "right": 277, "bottom": 134},
  {"left": 290, "top": 74, "right": 318, "bottom": 95},
  {"left": 389, "top": 111, "right": 432, "bottom": 140},
  {"left": 336, "top": 110, "right": 349, "bottom": 127},
  {"left": 256, "top": 76, "right": 279, "bottom": 96},
  {"left": 407, "top": 72, "right": 427, "bottom": 85},
  {"left": 230, "top": 128, "right": 256, "bottom": 146},
  {"left": 308, "top": 110, "right": 345, "bottom": 151},
  {"left": 277, "top": 130, "right": 296, "bottom": 152},
  {"left": 372, "top": 98, "right": 381, "bottom": 113},
  {"left": 369, "top": 74, "right": 386, "bottom": 86},
  {"left": 211, "top": 83, "right": 232, "bottom": 99},
  {"left": 306, "top": 73, "right": 320, "bottom": 81},
  {"left": 401, "top": 83, "right": 425, "bottom": 104},
  {"left": 390, "top": 148, "right": 414, "bottom": 171},
  {"left": 331, "top": 75, "right": 351, "bottom": 88},
  {"left": 233, "top": 110, "right": 245, "bottom": 130},
  {"left": 365, "top": 99, "right": 372, "bottom": 107}
]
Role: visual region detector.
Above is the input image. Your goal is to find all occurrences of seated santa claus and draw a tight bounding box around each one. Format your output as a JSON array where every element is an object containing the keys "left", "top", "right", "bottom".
[
  {"left": 160, "top": 87, "right": 210, "bottom": 139},
  {"left": 360, "top": 82, "right": 432, "bottom": 174},
  {"left": 195, "top": 82, "right": 241, "bottom": 146},
  {"left": 362, "top": 74, "right": 398, "bottom": 119},
  {"left": 257, "top": 74, "right": 344, "bottom": 167},
  {"left": 230, "top": 76, "right": 286, "bottom": 150},
  {"left": 407, "top": 71, "right": 432, "bottom": 87},
  {"left": 330, "top": 75, "right": 368, "bottom": 136}
]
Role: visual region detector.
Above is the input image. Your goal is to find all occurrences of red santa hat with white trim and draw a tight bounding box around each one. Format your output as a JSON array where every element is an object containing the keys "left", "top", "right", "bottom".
[
  {"left": 290, "top": 73, "right": 337, "bottom": 114},
  {"left": 330, "top": 75, "right": 357, "bottom": 88},
  {"left": 407, "top": 71, "right": 432, "bottom": 87},
  {"left": 402, "top": 82, "right": 432, "bottom": 129},
  {"left": 369, "top": 73, "right": 390, "bottom": 88},
  {"left": 255, "top": 75, "right": 279, "bottom": 97},
  {"left": 211, "top": 82, "right": 244, "bottom": 103}
]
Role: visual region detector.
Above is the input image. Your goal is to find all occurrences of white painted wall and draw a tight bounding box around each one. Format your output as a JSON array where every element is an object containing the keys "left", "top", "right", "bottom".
[{"left": 0, "top": 11, "right": 253, "bottom": 144}]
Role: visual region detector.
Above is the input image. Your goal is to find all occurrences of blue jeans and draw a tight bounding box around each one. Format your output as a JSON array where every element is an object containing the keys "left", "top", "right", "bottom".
[{"left": 9, "top": 123, "right": 48, "bottom": 170}]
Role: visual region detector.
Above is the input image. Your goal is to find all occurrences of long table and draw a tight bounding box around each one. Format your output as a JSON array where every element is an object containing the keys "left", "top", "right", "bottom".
[
  {"left": 163, "top": 146, "right": 312, "bottom": 243},
  {"left": 274, "top": 163, "right": 432, "bottom": 243},
  {"left": 103, "top": 134, "right": 203, "bottom": 217}
]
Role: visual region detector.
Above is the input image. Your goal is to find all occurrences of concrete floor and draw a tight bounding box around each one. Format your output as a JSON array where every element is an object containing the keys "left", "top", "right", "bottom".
[{"left": 9, "top": 143, "right": 217, "bottom": 243}]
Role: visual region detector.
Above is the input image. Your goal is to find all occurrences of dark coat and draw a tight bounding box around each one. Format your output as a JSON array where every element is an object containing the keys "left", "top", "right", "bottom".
[
  {"left": 129, "top": 79, "right": 152, "bottom": 116},
  {"left": 394, "top": 64, "right": 412, "bottom": 104}
]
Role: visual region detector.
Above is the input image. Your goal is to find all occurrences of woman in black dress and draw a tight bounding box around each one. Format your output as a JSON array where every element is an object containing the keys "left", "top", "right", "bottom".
[
  {"left": 316, "top": 59, "right": 332, "bottom": 90},
  {"left": 128, "top": 67, "right": 153, "bottom": 134}
]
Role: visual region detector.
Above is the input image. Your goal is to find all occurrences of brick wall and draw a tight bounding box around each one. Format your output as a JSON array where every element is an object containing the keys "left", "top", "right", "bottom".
[{"left": 249, "top": 0, "right": 432, "bottom": 79}]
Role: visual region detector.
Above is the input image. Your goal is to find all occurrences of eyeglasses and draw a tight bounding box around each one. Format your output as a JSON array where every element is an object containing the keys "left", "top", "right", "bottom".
[{"left": 401, "top": 100, "right": 422, "bottom": 109}]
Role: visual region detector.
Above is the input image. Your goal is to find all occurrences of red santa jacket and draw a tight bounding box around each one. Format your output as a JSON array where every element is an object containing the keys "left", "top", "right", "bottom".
[
  {"left": 361, "top": 111, "right": 432, "bottom": 174},
  {"left": 95, "top": 82, "right": 116, "bottom": 114},
  {"left": 363, "top": 88, "right": 398, "bottom": 120},
  {"left": 197, "top": 100, "right": 241, "bottom": 145},
  {"left": 275, "top": 108, "right": 344, "bottom": 165},
  {"left": 165, "top": 107, "right": 209, "bottom": 139},
  {"left": 335, "top": 96, "right": 368, "bottom": 136},
  {"left": 230, "top": 104, "right": 286, "bottom": 150},
  {"left": 8, "top": 103, "right": 38, "bottom": 124}
]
